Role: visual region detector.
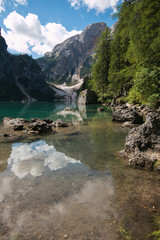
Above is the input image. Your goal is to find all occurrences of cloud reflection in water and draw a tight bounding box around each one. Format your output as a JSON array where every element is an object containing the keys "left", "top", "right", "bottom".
[{"left": 8, "top": 140, "right": 81, "bottom": 179}]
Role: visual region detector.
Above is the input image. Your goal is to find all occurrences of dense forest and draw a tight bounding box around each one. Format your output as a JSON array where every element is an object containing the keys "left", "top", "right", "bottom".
[{"left": 89, "top": 0, "right": 160, "bottom": 107}]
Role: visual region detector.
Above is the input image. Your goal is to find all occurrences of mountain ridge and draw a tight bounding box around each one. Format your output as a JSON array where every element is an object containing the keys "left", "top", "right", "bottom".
[
  {"left": 0, "top": 36, "right": 56, "bottom": 101},
  {"left": 37, "top": 22, "right": 107, "bottom": 85}
]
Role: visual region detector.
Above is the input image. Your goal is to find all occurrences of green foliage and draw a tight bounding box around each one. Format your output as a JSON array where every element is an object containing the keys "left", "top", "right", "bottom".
[
  {"left": 128, "top": 66, "right": 160, "bottom": 106},
  {"left": 129, "top": 0, "right": 160, "bottom": 65},
  {"left": 90, "top": 0, "right": 160, "bottom": 107},
  {"left": 108, "top": 0, "right": 136, "bottom": 98},
  {"left": 89, "top": 27, "right": 111, "bottom": 102},
  {"left": 148, "top": 214, "right": 160, "bottom": 240},
  {"left": 120, "top": 226, "right": 132, "bottom": 240}
]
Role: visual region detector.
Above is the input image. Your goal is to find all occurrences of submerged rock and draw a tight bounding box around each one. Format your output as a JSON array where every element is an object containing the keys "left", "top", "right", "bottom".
[
  {"left": 122, "top": 121, "right": 135, "bottom": 129},
  {"left": 121, "top": 112, "right": 160, "bottom": 171},
  {"left": 3, "top": 133, "right": 11, "bottom": 137},
  {"left": 53, "top": 119, "right": 68, "bottom": 128},
  {"left": 97, "top": 107, "right": 105, "bottom": 112},
  {"left": 3, "top": 117, "right": 27, "bottom": 131},
  {"left": 0, "top": 134, "right": 26, "bottom": 143},
  {"left": 64, "top": 131, "right": 81, "bottom": 136}
]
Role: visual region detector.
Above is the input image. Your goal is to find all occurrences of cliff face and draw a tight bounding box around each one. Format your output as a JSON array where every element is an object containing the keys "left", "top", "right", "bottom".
[
  {"left": 37, "top": 22, "right": 107, "bottom": 85},
  {"left": 0, "top": 22, "right": 107, "bottom": 101},
  {"left": 0, "top": 36, "right": 56, "bottom": 101}
]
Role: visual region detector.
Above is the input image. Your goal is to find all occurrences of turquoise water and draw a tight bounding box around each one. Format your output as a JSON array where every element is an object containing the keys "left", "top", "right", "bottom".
[
  {"left": 0, "top": 101, "right": 77, "bottom": 121},
  {"left": 0, "top": 101, "right": 108, "bottom": 122},
  {"left": 0, "top": 102, "right": 159, "bottom": 240}
]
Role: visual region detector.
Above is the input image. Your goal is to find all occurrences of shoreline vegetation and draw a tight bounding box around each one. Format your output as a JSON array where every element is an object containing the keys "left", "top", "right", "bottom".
[
  {"left": 75, "top": 0, "right": 160, "bottom": 175},
  {"left": 88, "top": 0, "right": 160, "bottom": 109}
]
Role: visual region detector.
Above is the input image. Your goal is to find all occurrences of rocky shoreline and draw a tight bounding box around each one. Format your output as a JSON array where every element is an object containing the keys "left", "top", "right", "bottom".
[
  {"left": 1, "top": 117, "right": 68, "bottom": 139},
  {"left": 0, "top": 103, "right": 159, "bottom": 172},
  {"left": 112, "top": 104, "right": 160, "bottom": 171}
]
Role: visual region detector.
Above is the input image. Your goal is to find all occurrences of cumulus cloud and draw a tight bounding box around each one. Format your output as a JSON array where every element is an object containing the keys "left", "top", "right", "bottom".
[
  {"left": 2, "top": 11, "right": 82, "bottom": 56},
  {"left": 68, "top": 0, "right": 121, "bottom": 13}
]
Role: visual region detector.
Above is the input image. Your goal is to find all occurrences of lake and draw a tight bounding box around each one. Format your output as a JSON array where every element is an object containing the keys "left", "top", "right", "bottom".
[{"left": 0, "top": 102, "right": 159, "bottom": 240}]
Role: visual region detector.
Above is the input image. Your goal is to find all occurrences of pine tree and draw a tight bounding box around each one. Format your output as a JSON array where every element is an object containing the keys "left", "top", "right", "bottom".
[
  {"left": 90, "top": 27, "right": 111, "bottom": 102},
  {"left": 129, "top": 0, "right": 160, "bottom": 65},
  {"left": 89, "top": 0, "right": 160, "bottom": 106},
  {"left": 108, "top": 0, "right": 135, "bottom": 99}
]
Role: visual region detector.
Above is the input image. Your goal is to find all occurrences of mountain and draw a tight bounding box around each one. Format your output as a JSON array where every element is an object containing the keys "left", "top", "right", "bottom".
[
  {"left": 0, "top": 36, "right": 56, "bottom": 101},
  {"left": 37, "top": 22, "right": 107, "bottom": 85}
]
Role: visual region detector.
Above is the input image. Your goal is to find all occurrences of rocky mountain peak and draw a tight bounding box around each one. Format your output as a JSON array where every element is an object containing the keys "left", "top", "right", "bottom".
[
  {"left": 37, "top": 22, "right": 107, "bottom": 85},
  {"left": 79, "top": 22, "right": 106, "bottom": 43}
]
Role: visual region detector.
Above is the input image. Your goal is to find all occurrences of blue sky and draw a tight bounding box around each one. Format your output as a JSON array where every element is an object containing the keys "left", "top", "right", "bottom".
[{"left": 0, "top": 0, "right": 122, "bottom": 58}]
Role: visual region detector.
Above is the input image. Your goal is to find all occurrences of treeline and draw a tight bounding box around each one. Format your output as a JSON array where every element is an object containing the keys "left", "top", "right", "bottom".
[{"left": 89, "top": 0, "right": 160, "bottom": 107}]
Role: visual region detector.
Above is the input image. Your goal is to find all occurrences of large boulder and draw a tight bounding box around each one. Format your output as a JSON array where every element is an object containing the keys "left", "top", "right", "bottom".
[
  {"left": 112, "top": 106, "right": 143, "bottom": 124},
  {"left": 78, "top": 89, "right": 97, "bottom": 105},
  {"left": 28, "top": 119, "right": 52, "bottom": 134},
  {"left": 3, "top": 117, "right": 28, "bottom": 131},
  {"left": 121, "top": 112, "right": 160, "bottom": 171}
]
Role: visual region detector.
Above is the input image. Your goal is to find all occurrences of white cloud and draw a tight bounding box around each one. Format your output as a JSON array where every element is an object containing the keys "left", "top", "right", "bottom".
[
  {"left": 0, "top": 0, "right": 5, "bottom": 13},
  {"left": 2, "top": 11, "right": 82, "bottom": 56},
  {"left": 68, "top": 0, "right": 80, "bottom": 10},
  {"left": 0, "top": 0, "right": 28, "bottom": 13},
  {"left": 68, "top": 0, "right": 121, "bottom": 13},
  {"left": 14, "top": 0, "right": 28, "bottom": 5}
]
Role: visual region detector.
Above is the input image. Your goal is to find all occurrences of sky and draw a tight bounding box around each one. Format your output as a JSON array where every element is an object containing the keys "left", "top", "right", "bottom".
[{"left": 0, "top": 0, "right": 122, "bottom": 58}]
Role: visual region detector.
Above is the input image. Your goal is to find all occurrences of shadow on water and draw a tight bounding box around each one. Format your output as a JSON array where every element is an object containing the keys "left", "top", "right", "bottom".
[{"left": 0, "top": 102, "right": 159, "bottom": 240}]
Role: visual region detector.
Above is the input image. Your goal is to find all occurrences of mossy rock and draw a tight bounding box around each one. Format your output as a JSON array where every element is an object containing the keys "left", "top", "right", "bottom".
[
  {"left": 116, "top": 97, "right": 127, "bottom": 105},
  {"left": 154, "top": 160, "right": 160, "bottom": 171}
]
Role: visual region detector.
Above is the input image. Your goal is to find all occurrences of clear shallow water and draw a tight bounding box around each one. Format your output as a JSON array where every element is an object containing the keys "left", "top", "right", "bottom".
[{"left": 0, "top": 102, "right": 159, "bottom": 240}]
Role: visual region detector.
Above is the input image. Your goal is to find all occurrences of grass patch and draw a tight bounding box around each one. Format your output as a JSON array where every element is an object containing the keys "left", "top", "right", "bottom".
[
  {"left": 148, "top": 214, "right": 160, "bottom": 240},
  {"left": 120, "top": 226, "right": 132, "bottom": 240}
]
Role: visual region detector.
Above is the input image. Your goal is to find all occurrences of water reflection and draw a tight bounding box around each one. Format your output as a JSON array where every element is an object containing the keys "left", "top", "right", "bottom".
[
  {"left": 0, "top": 173, "right": 116, "bottom": 240},
  {"left": 57, "top": 109, "right": 83, "bottom": 122},
  {"left": 0, "top": 102, "right": 78, "bottom": 122},
  {"left": 0, "top": 103, "right": 159, "bottom": 240},
  {"left": 8, "top": 140, "right": 81, "bottom": 178},
  {"left": 1, "top": 136, "right": 116, "bottom": 239},
  {"left": 0, "top": 177, "right": 12, "bottom": 202}
]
